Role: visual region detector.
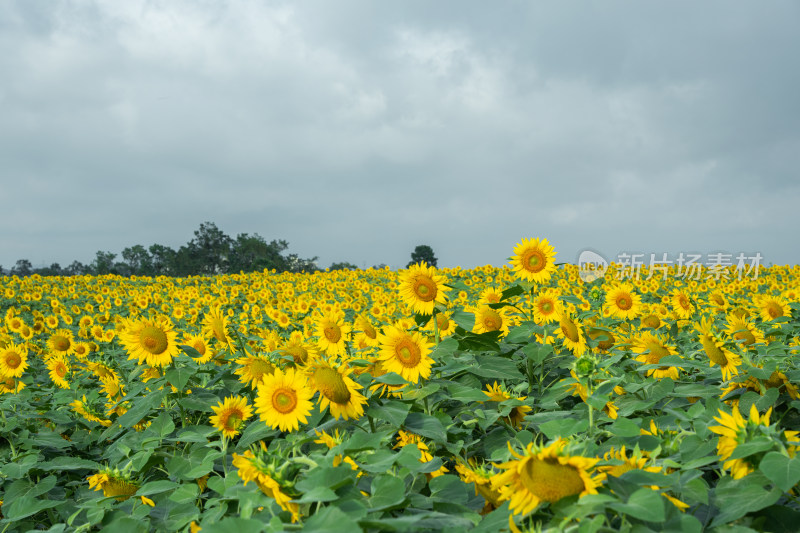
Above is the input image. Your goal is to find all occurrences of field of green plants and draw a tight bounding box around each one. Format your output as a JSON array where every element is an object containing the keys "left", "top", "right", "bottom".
[{"left": 1, "top": 239, "right": 799, "bottom": 532}]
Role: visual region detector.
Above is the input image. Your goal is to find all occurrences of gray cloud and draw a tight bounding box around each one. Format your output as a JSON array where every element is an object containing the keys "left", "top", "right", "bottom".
[{"left": 1, "top": 0, "right": 798, "bottom": 271}]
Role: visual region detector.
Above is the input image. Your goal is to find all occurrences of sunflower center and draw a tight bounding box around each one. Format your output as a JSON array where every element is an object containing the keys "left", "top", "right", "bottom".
[
  {"left": 140, "top": 326, "right": 168, "bottom": 355},
  {"left": 324, "top": 324, "right": 342, "bottom": 343},
  {"left": 642, "top": 315, "right": 660, "bottom": 329},
  {"left": 519, "top": 457, "right": 586, "bottom": 503},
  {"left": 192, "top": 341, "right": 207, "bottom": 356},
  {"left": 523, "top": 250, "right": 546, "bottom": 273},
  {"left": 226, "top": 412, "right": 243, "bottom": 431},
  {"left": 605, "top": 463, "right": 636, "bottom": 478},
  {"left": 413, "top": 278, "right": 437, "bottom": 302},
  {"left": 284, "top": 346, "right": 308, "bottom": 364},
  {"left": 616, "top": 295, "right": 632, "bottom": 310},
  {"left": 395, "top": 339, "right": 422, "bottom": 368},
  {"left": 52, "top": 335, "right": 71, "bottom": 351},
  {"left": 766, "top": 303, "right": 783, "bottom": 319},
  {"left": 482, "top": 310, "right": 502, "bottom": 331},
  {"left": 560, "top": 317, "right": 580, "bottom": 342},
  {"left": 678, "top": 295, "right": 691, "bottom": 310},
  {"left": 250, "top": 359, "right": 275, "bottom": 381},
  {"left": 364, "top": 323, "right": 377, "bottom": 339},
  {"left": 314, "top": 367, "right": 352, "bottom": 404},
  {"left": 272, "top": 388, "right": 298, "bottom": 414},
  {"left": 436, "top": 315, "right": 449, "bottom": 330},
  {"left": 55, "top": 363, "right": 68, "bottom": 378},
  {"left": 540, "top": 301, "right": 554, "bottom": 314},
  {"left": 4, "top": 352, "right": 21, "bottom": 369},
  {"left": 645, "top": 342, "right": 669, "bottom": 365},
  {"left": 212, "top": 318, "right": 227, "bottom": 342},
  {"left": 702, "top": 337, "right": 729, "bottom": 366},
  {"left": 734, "top": 330, "right": 756, "bottom": 346}
]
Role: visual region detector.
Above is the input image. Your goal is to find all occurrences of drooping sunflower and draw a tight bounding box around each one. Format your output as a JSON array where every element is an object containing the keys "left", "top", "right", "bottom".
[
  {"left": 398, "top": 262, "right": 449, "bottom": 315},
  {"left": 0, "top": 343, "right": 29, "bottom": 378},
  {"left": 119, "top": 316, "right": 180, "bottom": 368},
  {"left": 314, "top": 310, "right": 351, "bottom": 357},
  {"left": 483, "top": 382, "right": 532, "bottom": 428},
  {"left": 694, "top": 317, "right": 740, "bottom": 380},
  {"left": 555, "top": 313, "right": 587, "bottom": 356},
  {"left": 71, "top": 395, "right": 112, "bottom": 427},
  {"left": 87, "top": 468, "right": 139, "bottom": 501},
  {"left": 597, "top": 447, "right": 689, "bottom": 511},
  {"left": 210, "top": 396, "right": 253, "bottom": 439},
  {"left": 232, "top": 447, "right": 300, "bottom": 523},
  {"left": 376, "top": 324, "right": 434, "bottom": 384},
  {"left": 255, "top": 367, "right": 314, "bottom": 432},
  {"left": 710, "top": 405, "right": 777, "bottom": 479},
  {"left": 565, "top": 371, "right": 619, "bottom": 419},
  {"left": 510, "top": 238, "right": 557, "bottom": 284},
  {"left": 604, "top": 284, "right": 642, "bottom": 320},
  {"left": 631, "top": 331, "right": 680, "bottom": 380},
  {"left": 491, "top": 439, "right": 601, "bottom": 516},
  {"left": 455, "top": 459, "right": 502, "bottom": 514},
  {"left": 353, "top": 314, "right": 380, "bottom": 347},
  {"left": 202, "top": 306, "right": 235, "bottom": 352},
  {"left": 306, "top": 361, "right": 366, "bottom": 420},
  {"left": 47, "top": 355, "right": 70, "bottom": 389},
  {"left": 725, "top": 314, "right": 765, "bottom": 349},
  {"left": 532, "top": 289, "right": 562, "bottom": 325}
]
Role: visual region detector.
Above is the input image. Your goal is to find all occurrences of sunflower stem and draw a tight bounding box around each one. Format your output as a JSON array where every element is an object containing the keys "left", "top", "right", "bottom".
[
  {"left": 432, "top": 308, "right": 440, "bottom": 345},
  {"left": 367, "top": 414, "right": 376, "bottom": 433}
]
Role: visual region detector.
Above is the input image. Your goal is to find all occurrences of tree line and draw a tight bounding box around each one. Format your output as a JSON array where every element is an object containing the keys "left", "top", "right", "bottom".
[{"left": 2, "top": 222, "right": 439, "bottom": 277}]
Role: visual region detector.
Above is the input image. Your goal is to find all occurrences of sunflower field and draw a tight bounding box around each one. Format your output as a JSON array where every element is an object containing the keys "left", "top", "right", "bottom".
[{"left": 1, "top": 239, "right": 799, "bottom": 532}]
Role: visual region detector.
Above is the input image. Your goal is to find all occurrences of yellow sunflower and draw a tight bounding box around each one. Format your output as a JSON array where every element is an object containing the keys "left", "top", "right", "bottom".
[
  {"left": 46, "top": 328, "right": 75, "bottom": 356},
  {"left": 306, "top": 361, "right": 367, "bottom": 420},
  {"left": 376, "top": 324, "right": 434, "bottom": 384},
  {"left": 598, "top": 447, "right": 689, "bottom": 511},
  {"left": 483, "top": 382, "right": 532, "bottom": 428},
  {"left": 280, "top": 331, "right": 319, "bottom": 366},
  {"left": 398, "top": 262, "right": 449, "bottom": 315},
  {"left": 394, "top": 430, "right": 449, "bottom": 478},
  {"left": 47, "top": 355, "right": 70, "bottom": 389},
  {"left": 756, "top": 295, "right": 791, "bottom": 323},
  {"left": 532, "top": 289, "right": 562, "bottom": 325},
  {"left": 119, "top": 316, "right": 180, "bottom": 368},
  {"left": 314, "top": 310, "right": 351, "bottom": 357},
  {"left": 87, "top": 468, "right": 139, "bottom": 501},
  {"left": 555, "top": 313, "right": 587, "bottom": 356},
  {"left": 202, "top": 306, "right": 235, "bottom": 352},
  {"left": 472, "top": 304, "right": 511, "bottom": 337},
  {"left": 671, "top": 290, "right": 695, "bottom": 320},
  {"left": 725, "top": 314, "right": 765, "bottom": 349},
  {"left": 234, "top": 353, "right": 276, "bottom": 389},
  {"left": 232, "top": 447, "right": 300, "bottom": 522},
  {"left": 210, "top": 396, "right": 253, "bottom": 439},
  {"left": 710, "top": 405, "right": 773, "bottom": 479},
  {"left": 0, "top": 343, "right": 28, "bottom": 378},
  {"left": 510, "top": 238, "right": 557, "bottom": 284},
  {"left": 631, "top": 331, "right": 680, "bottom": 380},
  {"left": 455, "top": 459, "right": 502, "bottom": 514},
  {"left": 491, "top": 439, "right": 601, "bottom": 516},
  {"left": 255, "top": 367, "right": 314, "bottom": 432},
  {"left": 604, "top": 284, "right": 642, "bottom": 320},
  {"left": 694, "top": 317, "right": 740, "bottom": 380},
  {"left": 182, "top": 334, "right": 214, "bottom": 364}
]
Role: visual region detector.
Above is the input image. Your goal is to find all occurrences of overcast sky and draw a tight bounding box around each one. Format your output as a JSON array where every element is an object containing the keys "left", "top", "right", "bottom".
[{"left": 2, "top": 1, "right": 799, "bottom": 272}]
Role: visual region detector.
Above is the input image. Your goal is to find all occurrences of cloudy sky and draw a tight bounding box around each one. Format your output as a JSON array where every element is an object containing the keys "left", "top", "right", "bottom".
[{"left": 2, "top": 1, "right": 798, "bottom": 271}]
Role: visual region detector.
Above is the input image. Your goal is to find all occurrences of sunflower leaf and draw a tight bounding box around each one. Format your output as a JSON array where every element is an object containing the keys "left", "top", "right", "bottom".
[{"left": 758, "top": 452, "right": 800, "bottom": 492}]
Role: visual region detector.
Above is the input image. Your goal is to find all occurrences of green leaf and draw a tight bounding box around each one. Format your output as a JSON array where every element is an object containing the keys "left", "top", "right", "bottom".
[
  {"left": 304, "top": 506, "right": 362, "bottom": 532},
  {"left": 711, "top": 476, "right": 783, "bottom": 526},
  {"left": 727, "top": 437, "right": 775, "bottom": 460},
  {"left": 366, "top": 399, "right": 410, "bottom": 426},
  {"left": 369, "top": 475, "right": 407, "bottom": 511},
  {"left": 137, "top": 480, "right": 180, "bottom": 497},
  {"left": 522, "top": 343, "right": 553, "bottom": 365},
  {"left": 114, "top": 389, "right": 164, "bottom": 429},
  {"left": 2, "top": 495, "right": 64, "bottom": 521},
  {"left": 608, "top": 417, "right": 641, "bottom": 438},
  {"left": 371, "top": 372, "right": 409, "bottom": 386},
  {"left": 446, "top": 382, "right": 490, "bottom": 402},
  {"left": 38, "top": 456, "right": 101, "bottom": 471},
  {"left": 452, "top": 310, "right": 475, "bottom": 330},
  {"left": 404, "top": 412, "right": 445, "bottom": 442},
  {"left": 609, "top": 487, "right": 665, "bottom": 522},
  {"left": 470, "top": 356, "right": 523, "bottom": 380},
  {"left": 291, "top": 486, "right": 339, "bottom": 504},
  {"left": 759, "top": 452, "right": 800, "bottom": 492},
  {"left": 538, "top": 418, "right": 589, "bottom": 439},
  {"left": 237, "top": 420, "right": 277, "bottom": 449},
  {"left": 165, "top": 365, "right": 195, "bottom": 390}
]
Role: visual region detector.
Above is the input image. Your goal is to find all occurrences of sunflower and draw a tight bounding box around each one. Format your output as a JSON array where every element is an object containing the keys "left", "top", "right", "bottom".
[
  {"left": 182, "top": 334, "right": 214, "bottom": 364},
  {"left": 376, "top": 324, "right": 434, "bottom": 384},
  {"left": 455, "top": 459, "right": 502, "bottom": 514},
  {"left": 491, "top": 439, "right": 601, "bottom": 516},
  {"left": 119, "top": 316, "right": 180, "bottom": 368},
  {"left": 202, "top": 306, "right": 235, "bottom": 352},
  {"left": 604, "top": 284, "right": 642, "bottom": 320},
  {"left": 87, "top": 468, "right": 139, "bottom": 501},
  {"left": 631, "top": 331, "right": 680, "bottom": 380},
  {"left": 45, "top": 328, "right": 73, "bottom": 355},
  {"left": 671, "top": 290, "right": 695, "bottom": 320},
  {"left": 210, "top": 396, "right": 253, "bottom": 439},
  {"left": 280, "top": 331, "right": 318, "bottom": 366},
  {"left": 47, "top": 355, "right": 70, "bottom": 389},
  {"left": 0, "top": 343, "right": 28, "bottom": 378},
  {"left": 483, "top": 382, "right": 532, "bottom": 428},
  {"left": 597, "top": 447, "right": 689, "bottom": 511},
  {"left": 565, "top": 371, "right": 619, "bottom": 419},
  {"left": 71, "top": 395, "right": 112, "bottom": 427},
  {"left": 314, "top": 310, "right": 351, "bottom": 357},
  {"left": 232, "top": 447, "right": 300, "bottom": 522},
  {"left": 398, "top": 262, "right": 449, "bottom": 315},
  {"left": 478, "top": 287, "right": 504, "bottom": 306},
  {"left": 394, "top": 430, "right": 449, "bottom": 478},
  {"left": 234, "top": 353, "right": 276, "bottom": 389},
  {"left": 472, "top": 304, "right": 511, "bottom": 337},
  {"left": 0, "top": 376, "right": 25, "bottom": 395},
  {"left": 306, "top": 361, "right": 366, "bottom": 420},
  {"left": 710, "top": 405, "right": 774, "bottom": 479},
  {"left": 756, "top": 295, "right": 791, "bottom": 323},
  {"left": 724, "top": 314, "right": 765, "bottom": 349},
  {"left": 532, "top": 289, "right": 562, "bottom": 325},
  {"left": 255, "top": 367, "right": 314, "bottom": 432},
  {"left": 424, "top": 310, "right": 456, "bottom": 339},
  {"left": 354, "top": 314, "right": 380, "bottom": 346},
  {"left": 555, "top": 313, "right": 587, "bottom": 356},
  {"left": 694, "top": 317, "right": 740, "bottom": 380},
  {"left": 510, "top": 238, "right": 557, "bottom": 284}
]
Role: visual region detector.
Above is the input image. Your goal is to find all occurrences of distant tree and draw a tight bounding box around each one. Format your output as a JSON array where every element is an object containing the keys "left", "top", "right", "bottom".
[
  {"left": 285, "top": 254, "right": 318, "bottom": 273},
  {"left": 372, "top": 263, "right": 388, "bottom": 270},
  {"left": 188, "top": 222, "right": 233, "bottom": 275},
  {"left": 11, "top": 259, "right": 33, "bottom": 277},
  {"left": 228, "top": 233, "right": 289, "bottom": 273},
  {"left": 407, "top": 245, "right": 437, "bottom": 267},
  {"left": 64, "top": 261, "right": 89, "bottom": 276},
  {"left": 91, "top": 251, "right": 117, "bottom": 275},
  {"left": 329, "top": 261, "right": 358, "bottom": 271},
  {"left": 122, "top": 245, "right": 154, "bottom": 276},
  {"left": 149, "top": 244, "right": 176, "bottom": 276},
  {"left": 36, "top": 263, "right": 63, "bottom": 276}
]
